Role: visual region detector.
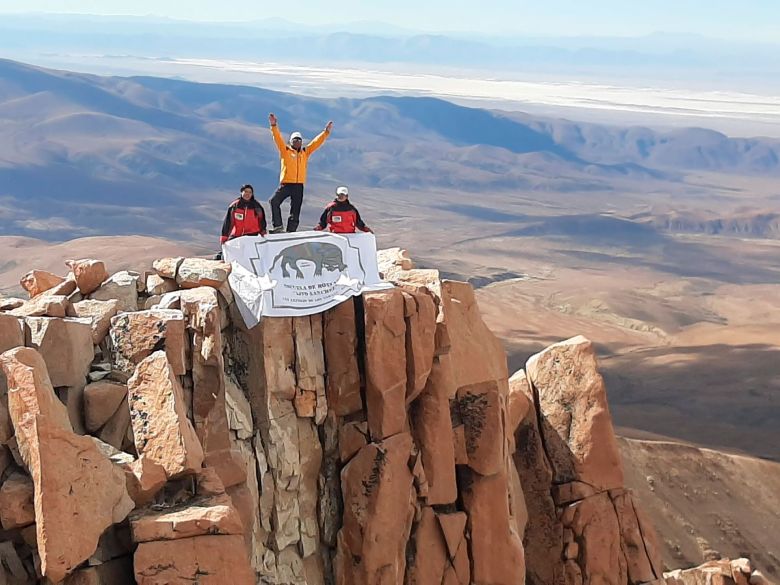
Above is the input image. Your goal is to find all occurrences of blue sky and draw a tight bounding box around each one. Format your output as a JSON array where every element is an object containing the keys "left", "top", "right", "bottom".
[{"left": 2, "top": 0, "right": 780, "bottom": 41}]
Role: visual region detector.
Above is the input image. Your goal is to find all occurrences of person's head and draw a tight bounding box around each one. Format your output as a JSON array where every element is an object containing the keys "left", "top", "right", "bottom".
[
  {"left": 289, "top": 131, "right": 303, "bottom": 151},
  {"left": 240, "top": 184, "right": 254, "bottom": 200},
  {"left": 335, "top": 186, "right": 349, "bottom": 202}
]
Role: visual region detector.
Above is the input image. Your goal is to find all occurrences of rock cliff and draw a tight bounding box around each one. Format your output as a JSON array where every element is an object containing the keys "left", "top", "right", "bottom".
[{"left": 0, "top": 251, "right": 772, "bottom": 584}]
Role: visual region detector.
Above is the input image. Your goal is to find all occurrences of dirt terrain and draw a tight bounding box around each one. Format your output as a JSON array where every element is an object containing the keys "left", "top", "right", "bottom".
[{"left": 620, "top": 437, "right": 780, "bottom": 578}]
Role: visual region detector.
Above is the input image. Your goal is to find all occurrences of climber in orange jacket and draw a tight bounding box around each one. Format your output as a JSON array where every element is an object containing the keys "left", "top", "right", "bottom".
[
  {"left": 314, "top": 186, "right": 373, "bottom": 234},
  {"left": 268, "top": 112, "right": 333, "bottom": 233}
]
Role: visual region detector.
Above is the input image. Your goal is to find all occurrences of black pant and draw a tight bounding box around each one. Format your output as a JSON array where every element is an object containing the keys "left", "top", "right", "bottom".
[{"left": 270, "top": 183, "right": 304, "bottom": 232}]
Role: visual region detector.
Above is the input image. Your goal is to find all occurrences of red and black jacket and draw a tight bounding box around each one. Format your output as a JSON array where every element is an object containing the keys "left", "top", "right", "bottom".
[
  {"left": 220, "top": 196, "right": 267, "bottom": 244},
  {"left": 315, "top": 199, "right": 370, "bottom": 234}
]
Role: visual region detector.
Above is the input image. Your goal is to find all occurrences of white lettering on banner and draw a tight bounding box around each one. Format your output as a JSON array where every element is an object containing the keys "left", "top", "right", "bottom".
[{"left": 222, "top": 231, "right": 393, "bottom": 327}]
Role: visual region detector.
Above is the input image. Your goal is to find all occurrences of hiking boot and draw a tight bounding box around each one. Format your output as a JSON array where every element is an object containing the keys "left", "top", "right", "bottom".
[{"left": 269, "top": 226, "right": 285, "bottom": 234}]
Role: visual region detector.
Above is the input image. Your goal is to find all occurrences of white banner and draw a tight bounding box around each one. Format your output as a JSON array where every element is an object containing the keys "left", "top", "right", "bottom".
[{"left": 223, "top": 231, "right": 393, "bottom": 327}]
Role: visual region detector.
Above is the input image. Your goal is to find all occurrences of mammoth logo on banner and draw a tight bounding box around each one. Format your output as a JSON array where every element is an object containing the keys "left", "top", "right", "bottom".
[{"left": 222, "top": 232, "right": 392, "bottom": 327}]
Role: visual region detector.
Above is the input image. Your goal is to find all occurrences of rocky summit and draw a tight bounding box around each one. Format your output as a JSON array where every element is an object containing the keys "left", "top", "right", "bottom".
[{"left": 0, "top": 252, "right": 772, "bottom": 585}]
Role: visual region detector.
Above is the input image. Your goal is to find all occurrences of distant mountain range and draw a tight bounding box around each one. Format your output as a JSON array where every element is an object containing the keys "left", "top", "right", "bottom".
[
  {"left": 1, "top": 58, "right": 779, "bottom": 242},
  {"left": 3, "top": 14, "right": 780, "bottom": 79}
]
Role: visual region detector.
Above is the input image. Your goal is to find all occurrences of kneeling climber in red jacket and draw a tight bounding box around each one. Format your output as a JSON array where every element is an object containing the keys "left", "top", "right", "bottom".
[
  {"left": 220, "top": 184, "right": 267, "bottom": 245},
  {"left": 314, "top": 186, "right": 373, "bottom": 234}
]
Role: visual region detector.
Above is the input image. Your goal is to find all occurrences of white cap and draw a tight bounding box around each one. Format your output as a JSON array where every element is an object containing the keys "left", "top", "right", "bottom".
[
  {"left": 336, "top": 186, "right": 349, "bottom": 196},
  {"left": 290, "top": 131, "right": 303, "bottom": 142}
]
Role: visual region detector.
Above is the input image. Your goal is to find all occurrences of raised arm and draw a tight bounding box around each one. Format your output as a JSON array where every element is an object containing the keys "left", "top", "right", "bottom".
[
  {"left": 269, "top": 113, "right": 286, "bottom": 154},
  {"left": 305, "top": 121, "right": 333, "bottom": 155}
]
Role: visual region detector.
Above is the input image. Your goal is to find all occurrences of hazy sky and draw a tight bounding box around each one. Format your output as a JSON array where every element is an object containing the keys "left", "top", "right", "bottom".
[{"left": 2, "top": 0, "right": 780, "bottom": 42}]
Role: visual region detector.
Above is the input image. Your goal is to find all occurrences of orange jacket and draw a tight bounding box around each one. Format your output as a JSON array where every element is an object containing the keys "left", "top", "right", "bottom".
[{"left": 271, "top": 124, "right": 330, "bottom": 184}]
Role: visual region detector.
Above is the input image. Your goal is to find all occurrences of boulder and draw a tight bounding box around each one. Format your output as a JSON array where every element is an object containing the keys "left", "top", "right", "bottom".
[
  {"left": 84, "top": 381, "right": 128, "bottom": 433},
  {"left": 363, "top": 289, "right": 407, "bottom": 440},
  {"left": 134, "top": 534, "right": 254, "bottom": 585},
  {"left": 123, "top": 456, "right": 168, "bottom": 506},
  {"left": 66, "top": 259, "right": 108, "bottom": 295},
  {"left": 175, "top": 258, "right": 231, "bottom": 289},
  {"left": 20, "top": 270, "right": 64, "bottom": 298},
  {"left": 258, "top": 316, "right": 296, "bottom": 400},
  {"left": 526, "top": 335, "right": 624, "bottom": 491},
  {"left": 49, "top": 276, "right": 79, "bottom": 297},
  {"left": 0, "top": 472, "right": 35, "bottom": 529},
  {"left": 1, "top": 346, "right": 73, "bottom": 464},
  {"left": 402, "top": 289, "right": 436, "bottom": 403},
  {"left": 455, "top": 380, "right": 504, "bottom": 476},
  {"left": 127, "top": 351, "right": 204, "bottom": 479},
  {"left": 10, "top": 294, "right": 69, "bottom": 318},
  {"left": 225, "top": 375, "right": 253, "bottom": 441},
  {"left": 130, "top": 493, "right": 243, "bottom": 542},
  {"left": 146, "top": 273, "right": 178, "bottom": 296},
  {"left": 0, "top": 314, "right": 24, "bottom": 393},
  {"left": 110, "top": 309, "right": 188, "bottom": 375},
  {"left": 96, "top": 397, "right": 132, "bottom": 450},
  {"left": 336, "top": 433, "right": 415, "bottom": 584},
  {"left": 90, "top": 271, "right": 139, "bottom": 312},
  {"left": 1, "top": 349, "right": 132, "bottom": 582},
  {"left": 377, "top": 247, "right": 414, "bottom": 281},
  {"left": 153, "top": 256, "right": 184, "bottom": 279},
  {"left": 27, "top": 418, "right": 134, "bottom": 583},
  {"left": 67, "top": 299, "right": 120, "bottom": 344},
  {"left": 24, "top": 317, "right": 94, "bottom": 387}
]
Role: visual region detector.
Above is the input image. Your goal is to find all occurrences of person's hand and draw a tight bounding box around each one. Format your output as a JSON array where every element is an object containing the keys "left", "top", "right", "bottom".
[
  {"left": 314, "top": 225, "right": 324, "bottom": 231},
  {"left": 325, "top": 121, "right": 333, "bottom": 133},
  {"left": 365, "top": 227, "right": 373, "bottom": 234},
  {"left": 269, "top": 113, "right": 277, "bottom": 126}
]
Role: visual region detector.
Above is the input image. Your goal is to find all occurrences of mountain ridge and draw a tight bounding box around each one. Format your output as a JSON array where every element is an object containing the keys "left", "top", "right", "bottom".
[{"left": 2, "top": 58, "right": 780, "bottom": 243}]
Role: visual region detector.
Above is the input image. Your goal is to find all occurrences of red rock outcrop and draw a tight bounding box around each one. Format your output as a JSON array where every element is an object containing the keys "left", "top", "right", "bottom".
[
  {"left": 0, "top": 346, "right": 133, "bottom": 583},
  {"left": 0, "top": 249, "right": 758, "bottom": 585},
  {"left": 513, "top": 336, "right": 664, "bottom": 585}
]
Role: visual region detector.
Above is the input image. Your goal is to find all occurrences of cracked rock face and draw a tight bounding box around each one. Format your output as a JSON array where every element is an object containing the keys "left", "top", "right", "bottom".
[{"left": 0, "top": 251, "right": 704, "bottom": 584}]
